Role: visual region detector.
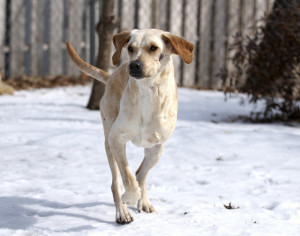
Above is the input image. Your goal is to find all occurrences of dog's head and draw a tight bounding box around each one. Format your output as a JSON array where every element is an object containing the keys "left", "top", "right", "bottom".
[{"left": 112, "top": 29, "right": 194, "bottom": 79}]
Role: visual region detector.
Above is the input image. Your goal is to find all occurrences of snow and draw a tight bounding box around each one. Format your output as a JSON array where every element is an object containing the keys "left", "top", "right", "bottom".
[{"left": 0, "top": 85, "right": 300, "bottom": 236}]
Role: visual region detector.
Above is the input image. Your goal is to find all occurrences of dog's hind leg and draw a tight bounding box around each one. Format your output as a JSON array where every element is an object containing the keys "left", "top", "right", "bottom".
[
  {"left": 136, "top": 144, "right": 164, "bottom": 213},
  {"left": 105, "top": 140, "right": 134, "bottom": 224}
]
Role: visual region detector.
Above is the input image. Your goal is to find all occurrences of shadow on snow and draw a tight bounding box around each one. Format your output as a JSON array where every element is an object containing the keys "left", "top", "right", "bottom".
[{"left": 0, "top": 196, "right": 116, "bottom": 231}]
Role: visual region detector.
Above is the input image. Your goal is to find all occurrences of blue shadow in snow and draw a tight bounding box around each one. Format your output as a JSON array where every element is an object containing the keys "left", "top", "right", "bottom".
[{"left": 0, "top": 196, "right": 116, "bottom": 231}]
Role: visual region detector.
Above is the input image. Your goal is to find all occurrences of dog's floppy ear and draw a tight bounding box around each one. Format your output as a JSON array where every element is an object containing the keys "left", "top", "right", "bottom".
[
  {"left": 162, "top": 34, "right": 194, "bottom": 64},
  {"left": 112, "top": 31, "right": 131, "bottom": 65}
]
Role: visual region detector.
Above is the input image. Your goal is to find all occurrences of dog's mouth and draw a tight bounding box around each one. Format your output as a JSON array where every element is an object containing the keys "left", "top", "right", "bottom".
[
  {"left": 128, "top": 61, "right": 157, "bottom": 79},
  {"left": 130, "top": 72, "right": 144, "bottom": 79}
]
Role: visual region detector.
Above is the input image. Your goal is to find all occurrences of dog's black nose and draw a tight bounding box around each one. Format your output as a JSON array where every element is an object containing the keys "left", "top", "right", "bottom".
[{"left": 129, "top": 60, "right": 143, "bottom": 79}]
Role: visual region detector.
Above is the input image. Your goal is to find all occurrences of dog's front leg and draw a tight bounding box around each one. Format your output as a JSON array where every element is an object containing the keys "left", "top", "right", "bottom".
[
  {"left": 108, "top": 127, "right": 141, "bottom": 206},
  {"left": 104, "top": 140, "right": 134, "bottom": 224},
  {"left": 136, "top": 144, "right": 164, "bottom": 213}
]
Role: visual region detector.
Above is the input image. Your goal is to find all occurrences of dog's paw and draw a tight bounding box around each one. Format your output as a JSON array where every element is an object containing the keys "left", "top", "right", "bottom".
[
  {"left": 138, "top": 198, "right": 155, "bottom": 213},
  {"left": 121, "top": 187, "right": 141, "bottom": 206},
  {"left": 116, "top": 203, "right": 134, "bottom": 224}
]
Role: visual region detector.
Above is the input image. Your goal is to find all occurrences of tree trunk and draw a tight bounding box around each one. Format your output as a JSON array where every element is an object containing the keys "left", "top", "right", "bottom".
[{"left": 87, "top": 0, "right": 118, "bottom": 110}]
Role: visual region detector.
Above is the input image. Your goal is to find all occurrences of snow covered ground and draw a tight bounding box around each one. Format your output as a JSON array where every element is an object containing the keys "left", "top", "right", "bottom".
[{"left": 0, "top": 85, "right": 299, "bottom": 236}]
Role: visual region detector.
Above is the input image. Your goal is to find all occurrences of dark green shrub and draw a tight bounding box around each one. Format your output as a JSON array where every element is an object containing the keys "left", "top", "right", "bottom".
[{"left": 222, "top": 0, "right": 300, "bottom": 121}]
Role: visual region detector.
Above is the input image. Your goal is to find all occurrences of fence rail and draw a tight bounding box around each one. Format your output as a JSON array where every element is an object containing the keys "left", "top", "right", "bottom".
[{"left": 0, "top": 0, "right": 275, "bottom": 89}]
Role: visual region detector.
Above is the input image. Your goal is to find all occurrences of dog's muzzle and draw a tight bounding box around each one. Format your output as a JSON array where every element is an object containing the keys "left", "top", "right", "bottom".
[{"left": 129, "top": 60, "right": 143, "bottom": 79}]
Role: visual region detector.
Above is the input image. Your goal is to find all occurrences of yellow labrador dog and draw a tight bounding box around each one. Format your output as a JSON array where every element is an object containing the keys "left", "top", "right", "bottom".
[{"left": 67, "top": 29, "right": 194, "bottom": 224}]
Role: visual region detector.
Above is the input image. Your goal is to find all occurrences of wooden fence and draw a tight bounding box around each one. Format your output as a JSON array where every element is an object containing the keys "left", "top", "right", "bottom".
[{"left": 0, "top": 0, "right": 275, "bottom": 89}]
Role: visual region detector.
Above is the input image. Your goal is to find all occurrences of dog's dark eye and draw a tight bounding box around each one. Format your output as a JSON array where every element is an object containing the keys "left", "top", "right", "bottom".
[
  {"left": 150, "top": 46, "right": 158, "bottom": 52},
  {"left": 128, "top": 46, "right": 133, "bottom": 52}
]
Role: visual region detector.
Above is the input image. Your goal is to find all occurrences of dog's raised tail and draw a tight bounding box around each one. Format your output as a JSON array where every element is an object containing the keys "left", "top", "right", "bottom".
[{"left": 66, "top": 41, "right": 110, "bottom": 84}]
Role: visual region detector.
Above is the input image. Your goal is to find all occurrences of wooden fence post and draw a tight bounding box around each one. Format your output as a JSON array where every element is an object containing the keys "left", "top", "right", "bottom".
[
  {"left": 198, "top": 0, "right": 214, "bottom": 88},
  {"left": 50, "top": 0, "right": 63, "bottom": 76},
  {"left": 138, "top": 0, "right": 152, "bottom": 29},
  {"left": 68, "top": 0, "right": 85, "bottom": 76},
  {"left": 0, "top": 1, "right": 5, "bottom": 74},
  {"left": 182, "top": 0, "right": 198, "bottom": 87},
  {"left": 120, "top": 0, "right": 135, "bottom": 31},
  {"left": 30, "top": 0, "right": 44, "bottom": 77},
  {"left": 212, "top": 0, "right": 228, "bottom": 89},
  {"left": 10, "top": 1, "right": 25, "bottom": 77},
  {"left": 225, "top": 0, "right": 240, "bottom": 89},
  {"left": 169, "top": 0, "right": 184, "bottom": 85}
]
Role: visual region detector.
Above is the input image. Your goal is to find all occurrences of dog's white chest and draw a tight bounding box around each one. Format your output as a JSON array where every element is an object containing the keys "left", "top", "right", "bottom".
[
  {"left": 130, "top": 82, "right": 176, "bottom": 148},
  {"left": 131, "top": 118, "right": 168, "bottom": 148}
]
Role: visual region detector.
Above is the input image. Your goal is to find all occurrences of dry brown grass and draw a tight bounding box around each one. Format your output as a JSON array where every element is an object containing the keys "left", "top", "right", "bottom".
[
  {"left": 3, "top": 73, "right": 93, "bottom": 91},
  {"left": 0, "top": 71, "right": 14, "bottom": 95}
]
